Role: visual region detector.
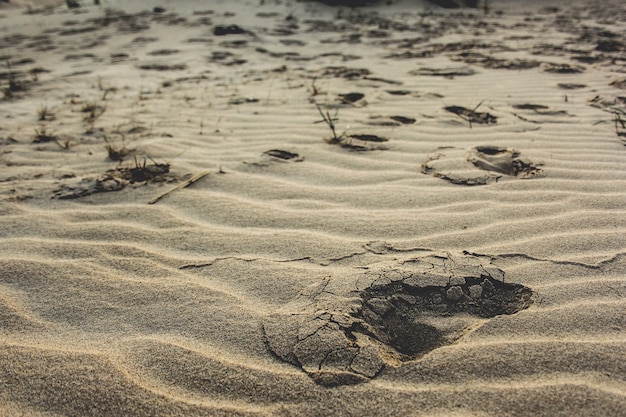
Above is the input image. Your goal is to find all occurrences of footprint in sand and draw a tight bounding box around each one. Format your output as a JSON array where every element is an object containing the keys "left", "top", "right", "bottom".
[
  {"left": 263, "top": 252, "right": 533, "bottom": 387},
  {"left": 421, "top": 145, "right": 543, "bottom": 186}
]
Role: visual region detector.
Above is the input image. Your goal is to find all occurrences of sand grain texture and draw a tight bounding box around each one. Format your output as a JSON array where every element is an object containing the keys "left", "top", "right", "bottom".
[{"left": 0, "top": 0, "right": 625, "bottom": 416}]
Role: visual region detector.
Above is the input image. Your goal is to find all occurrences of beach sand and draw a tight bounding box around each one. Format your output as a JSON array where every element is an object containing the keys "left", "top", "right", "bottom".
[{"left": 0, "top": 0, "right": 625, "bottom": 415}]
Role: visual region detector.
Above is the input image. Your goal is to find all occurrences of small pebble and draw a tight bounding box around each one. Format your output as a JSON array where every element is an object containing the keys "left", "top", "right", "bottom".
[
  {"left": 469, "top": 285, "right": 483, "bottom": 299},
  {"left": 446, "top": 286, "right": 464, "bottom": 301}
]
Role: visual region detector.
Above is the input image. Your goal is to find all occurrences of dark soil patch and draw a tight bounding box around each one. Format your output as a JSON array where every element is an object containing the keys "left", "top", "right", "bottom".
[
  {"left": 54, "top": 162, "right": 173, "bottom": 200},
  {"left": 596, "top": 39, "right": 624, "bottom": 53},
  {"left": 138, "top": 63, "right": 187, "bottom": 71},
  {"left": 542, "top": 62, "right": 585, "bottom": 74},
  {"left": 220, "top": 40, "right": 248, "bottom": 48},
  {"left": 339, "top": 92, "right": 364, "bottom": 103},
  {"left": 558, "top": 83, "right": 587, "bottom": 90},
  {"left": 444, "top": 105, "right": 497, "bottom": 125},
  {"left": 390, "top": 116, "right": 416, "bottom": 124},
  {"left": 322, "top": 66, "right": 370, "bottom": 79},
  {"left": 348, "top": 134, "right": 388, "bottom": 143},
  {"left": 263, "top": 149, "right": 302, "bottom": 161},
  {"left": 327, "top": 133, "right": 389, "bottom": 152},
  {"left": 410, "top": 67, "right": 476, "bottom": 77},
  {"left": 148, "top": 49, "right": 180, "bottom": 56},
  {"left": 213, "top": 24, "right": 246, "bottom": 36},
  {"left": 64, "top": 53, "right": 96, "bottom": 61},
  {"left": 386, "top": 90, "right": 411, "bottom": 96},
  {"left": 228, "top": 97, "right": 259, "bottom": 105},
  {"left": 9, "top": 58, "right": 35, "bottom": 66},
  {"left": 132, "top": 36, "right": 159, "bottom": 44},
  {"left": 208, "top": 51, "right": 246, "bottom": 66},
  {"left": 32, "top": 129, "right": 60, "bottom": 144},
  {"left": 513, "top": 104, "right": 549, "bottom": 110},
  {"left": 453, "top": 52, "right": 541, "bottom": 70},
  {"left": 280, "top": 39, "right": 306, "bottom": 47},
  {"left": 111, "top": 53, "right": 130, "bottom": 63}
]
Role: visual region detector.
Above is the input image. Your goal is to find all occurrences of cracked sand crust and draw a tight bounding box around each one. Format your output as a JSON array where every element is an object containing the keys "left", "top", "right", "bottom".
[{"left": 263, "top": 252, "right": 532, "bottom": 386}]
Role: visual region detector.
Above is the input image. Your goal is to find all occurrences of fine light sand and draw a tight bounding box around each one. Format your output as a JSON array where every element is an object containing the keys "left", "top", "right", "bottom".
[{"left": 1, "top": 0, "right": 625, "bottom": 415}]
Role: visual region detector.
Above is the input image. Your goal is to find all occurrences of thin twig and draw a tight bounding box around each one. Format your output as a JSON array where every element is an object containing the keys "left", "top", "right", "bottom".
[{"left": 147, "top": 170, "right": 210, "bottom": 204}]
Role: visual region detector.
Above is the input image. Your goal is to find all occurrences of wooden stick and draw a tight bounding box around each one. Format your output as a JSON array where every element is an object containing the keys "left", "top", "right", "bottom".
[{"left": 147, "top": 170, "right": 210, "bottom": 204}]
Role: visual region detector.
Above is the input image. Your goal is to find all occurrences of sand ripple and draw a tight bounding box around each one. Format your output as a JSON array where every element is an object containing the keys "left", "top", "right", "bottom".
[{"left": 1, "top": 0, "right": 625, "bottom": 415}]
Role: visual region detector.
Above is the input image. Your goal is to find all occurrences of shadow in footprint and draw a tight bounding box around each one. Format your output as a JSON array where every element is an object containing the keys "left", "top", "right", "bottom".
[
  {"left": 469, "top": 146, "right": 542, "bottom": 178},
  {"left": 263, "top": 252, "right": 533, "bottom": 386}
]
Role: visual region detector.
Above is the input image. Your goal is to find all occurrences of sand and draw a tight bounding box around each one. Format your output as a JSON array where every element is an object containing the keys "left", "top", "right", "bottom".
[{"left": 0, "top": 0, "right": 625, "bottom": 415}]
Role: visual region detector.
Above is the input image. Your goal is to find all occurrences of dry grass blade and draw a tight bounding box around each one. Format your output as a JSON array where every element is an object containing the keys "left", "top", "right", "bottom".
[
  {"left": 147, "top": 170, "right": 210, "bottom": 204},
  {"left": 3, "top": 59, "right": 26, "bottom": 98},
  {"left": 82, "top": 102, "right": 107, "bottom": 122},
  {"left": 444, "top": 101, "right": 497, "bottom": 128},
  {"left": 614, "top": 113, "right": 625, "bottom": 135},
  {"left": 315, "top": 104, "right": 344, "bottom": 144},
  {"left": 37, "top": 105, "right": 54, "bottom": 121}
]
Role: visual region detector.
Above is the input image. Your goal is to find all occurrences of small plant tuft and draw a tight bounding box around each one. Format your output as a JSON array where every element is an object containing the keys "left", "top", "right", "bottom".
[
  {"left": 33, "top": 126, "right": 58, "bottom": 143},
  {"left": 56, "top": 137, "right": 72, "bottom": 150},
  {"left": 315, "top": 104, "right": 346, "bottom": 144},
  {"left": 104, "top": 135, "right": 132, "bottom": 161},
  {"left": 81, "top": 101, "right": 106, "bottom": 121},
  {"left": 128, "top": 155, "right": 170, "bottom": 183},
  {"left": 444, "top": 100, "right": 497, "bottom": 128},
  {"left": 37, "top": 105, "right": 54, "bottom": 121},
  {"left": 97, "top": 77, "right": 117, "bottom": 100},
  {"left": 3, "top": 59, "right": 26, "bottom": 99},
  {"left": 81, "top": 101, "right": 107, "bottom": 133},
  {"left": 314, "top": 103, "right": 387, "bottom": 152}
]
